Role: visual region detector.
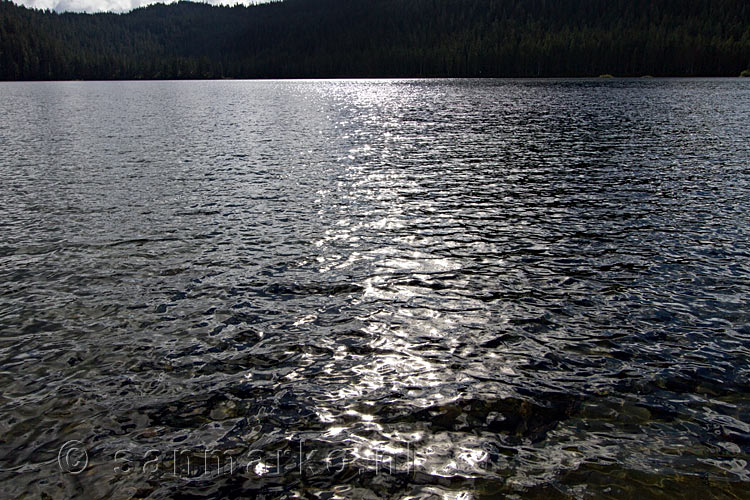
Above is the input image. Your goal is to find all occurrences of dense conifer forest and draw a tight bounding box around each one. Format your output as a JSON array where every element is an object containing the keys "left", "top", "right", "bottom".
[{"left": 1, "top": 0, "right": 749, "bottom": 80}]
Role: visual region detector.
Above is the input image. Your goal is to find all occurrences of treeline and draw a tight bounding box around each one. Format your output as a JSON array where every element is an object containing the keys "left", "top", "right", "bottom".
[{"left": 1, "top": 0, "right": 749, "bottom": 80}]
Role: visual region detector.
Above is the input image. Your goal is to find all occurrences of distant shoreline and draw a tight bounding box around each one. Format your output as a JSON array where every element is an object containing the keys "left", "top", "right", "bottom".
[{"left": 2, "top": 0, "right": 748, "bottom": 81}]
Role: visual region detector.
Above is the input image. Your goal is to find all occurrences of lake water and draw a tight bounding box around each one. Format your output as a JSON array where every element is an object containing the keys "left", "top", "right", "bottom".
[{"left": 1, "top": 79, "right": 749, "bottom": 499}]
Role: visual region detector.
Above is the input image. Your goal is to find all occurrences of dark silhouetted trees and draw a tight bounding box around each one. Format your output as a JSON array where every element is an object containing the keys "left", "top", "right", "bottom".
[{"left": 1, "top": 0, "right": 749, "bottom": 80}]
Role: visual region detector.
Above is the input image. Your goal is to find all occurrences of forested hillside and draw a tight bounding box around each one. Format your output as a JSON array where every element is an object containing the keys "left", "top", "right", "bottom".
[{"left": 1, "top": 0, "right": 749, "bottom": 80}]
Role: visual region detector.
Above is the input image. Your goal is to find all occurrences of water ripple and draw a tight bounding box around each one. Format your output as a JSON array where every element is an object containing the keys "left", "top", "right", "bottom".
[{"left": 0, "top": 79, "right": 749, "bottom": 498}]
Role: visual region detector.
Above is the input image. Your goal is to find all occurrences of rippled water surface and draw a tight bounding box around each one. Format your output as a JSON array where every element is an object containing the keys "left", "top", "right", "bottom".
[{"left": 1, "top": 79, "right": 749, "bottom": 499}]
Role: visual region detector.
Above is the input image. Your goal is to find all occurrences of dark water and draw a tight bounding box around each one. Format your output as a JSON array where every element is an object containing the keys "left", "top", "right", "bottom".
[{"left": 1, "top": 79, "right": 749, "bottom": 499}]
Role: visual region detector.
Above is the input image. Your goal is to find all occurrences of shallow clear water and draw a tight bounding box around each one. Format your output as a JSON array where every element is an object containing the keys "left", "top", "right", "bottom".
[{"left": 1, "top": 79, "right": 749, "bottom": 499}]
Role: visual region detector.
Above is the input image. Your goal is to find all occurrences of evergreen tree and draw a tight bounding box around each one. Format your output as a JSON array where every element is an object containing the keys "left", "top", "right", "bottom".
[{"left": 0, "top": 0, "right": 748, "bottom": 80}]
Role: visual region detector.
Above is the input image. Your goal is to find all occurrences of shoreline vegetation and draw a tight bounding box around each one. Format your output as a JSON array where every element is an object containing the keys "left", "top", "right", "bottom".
[{"left": 1, "top": 0, "right": 749, "bottom": 81}]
